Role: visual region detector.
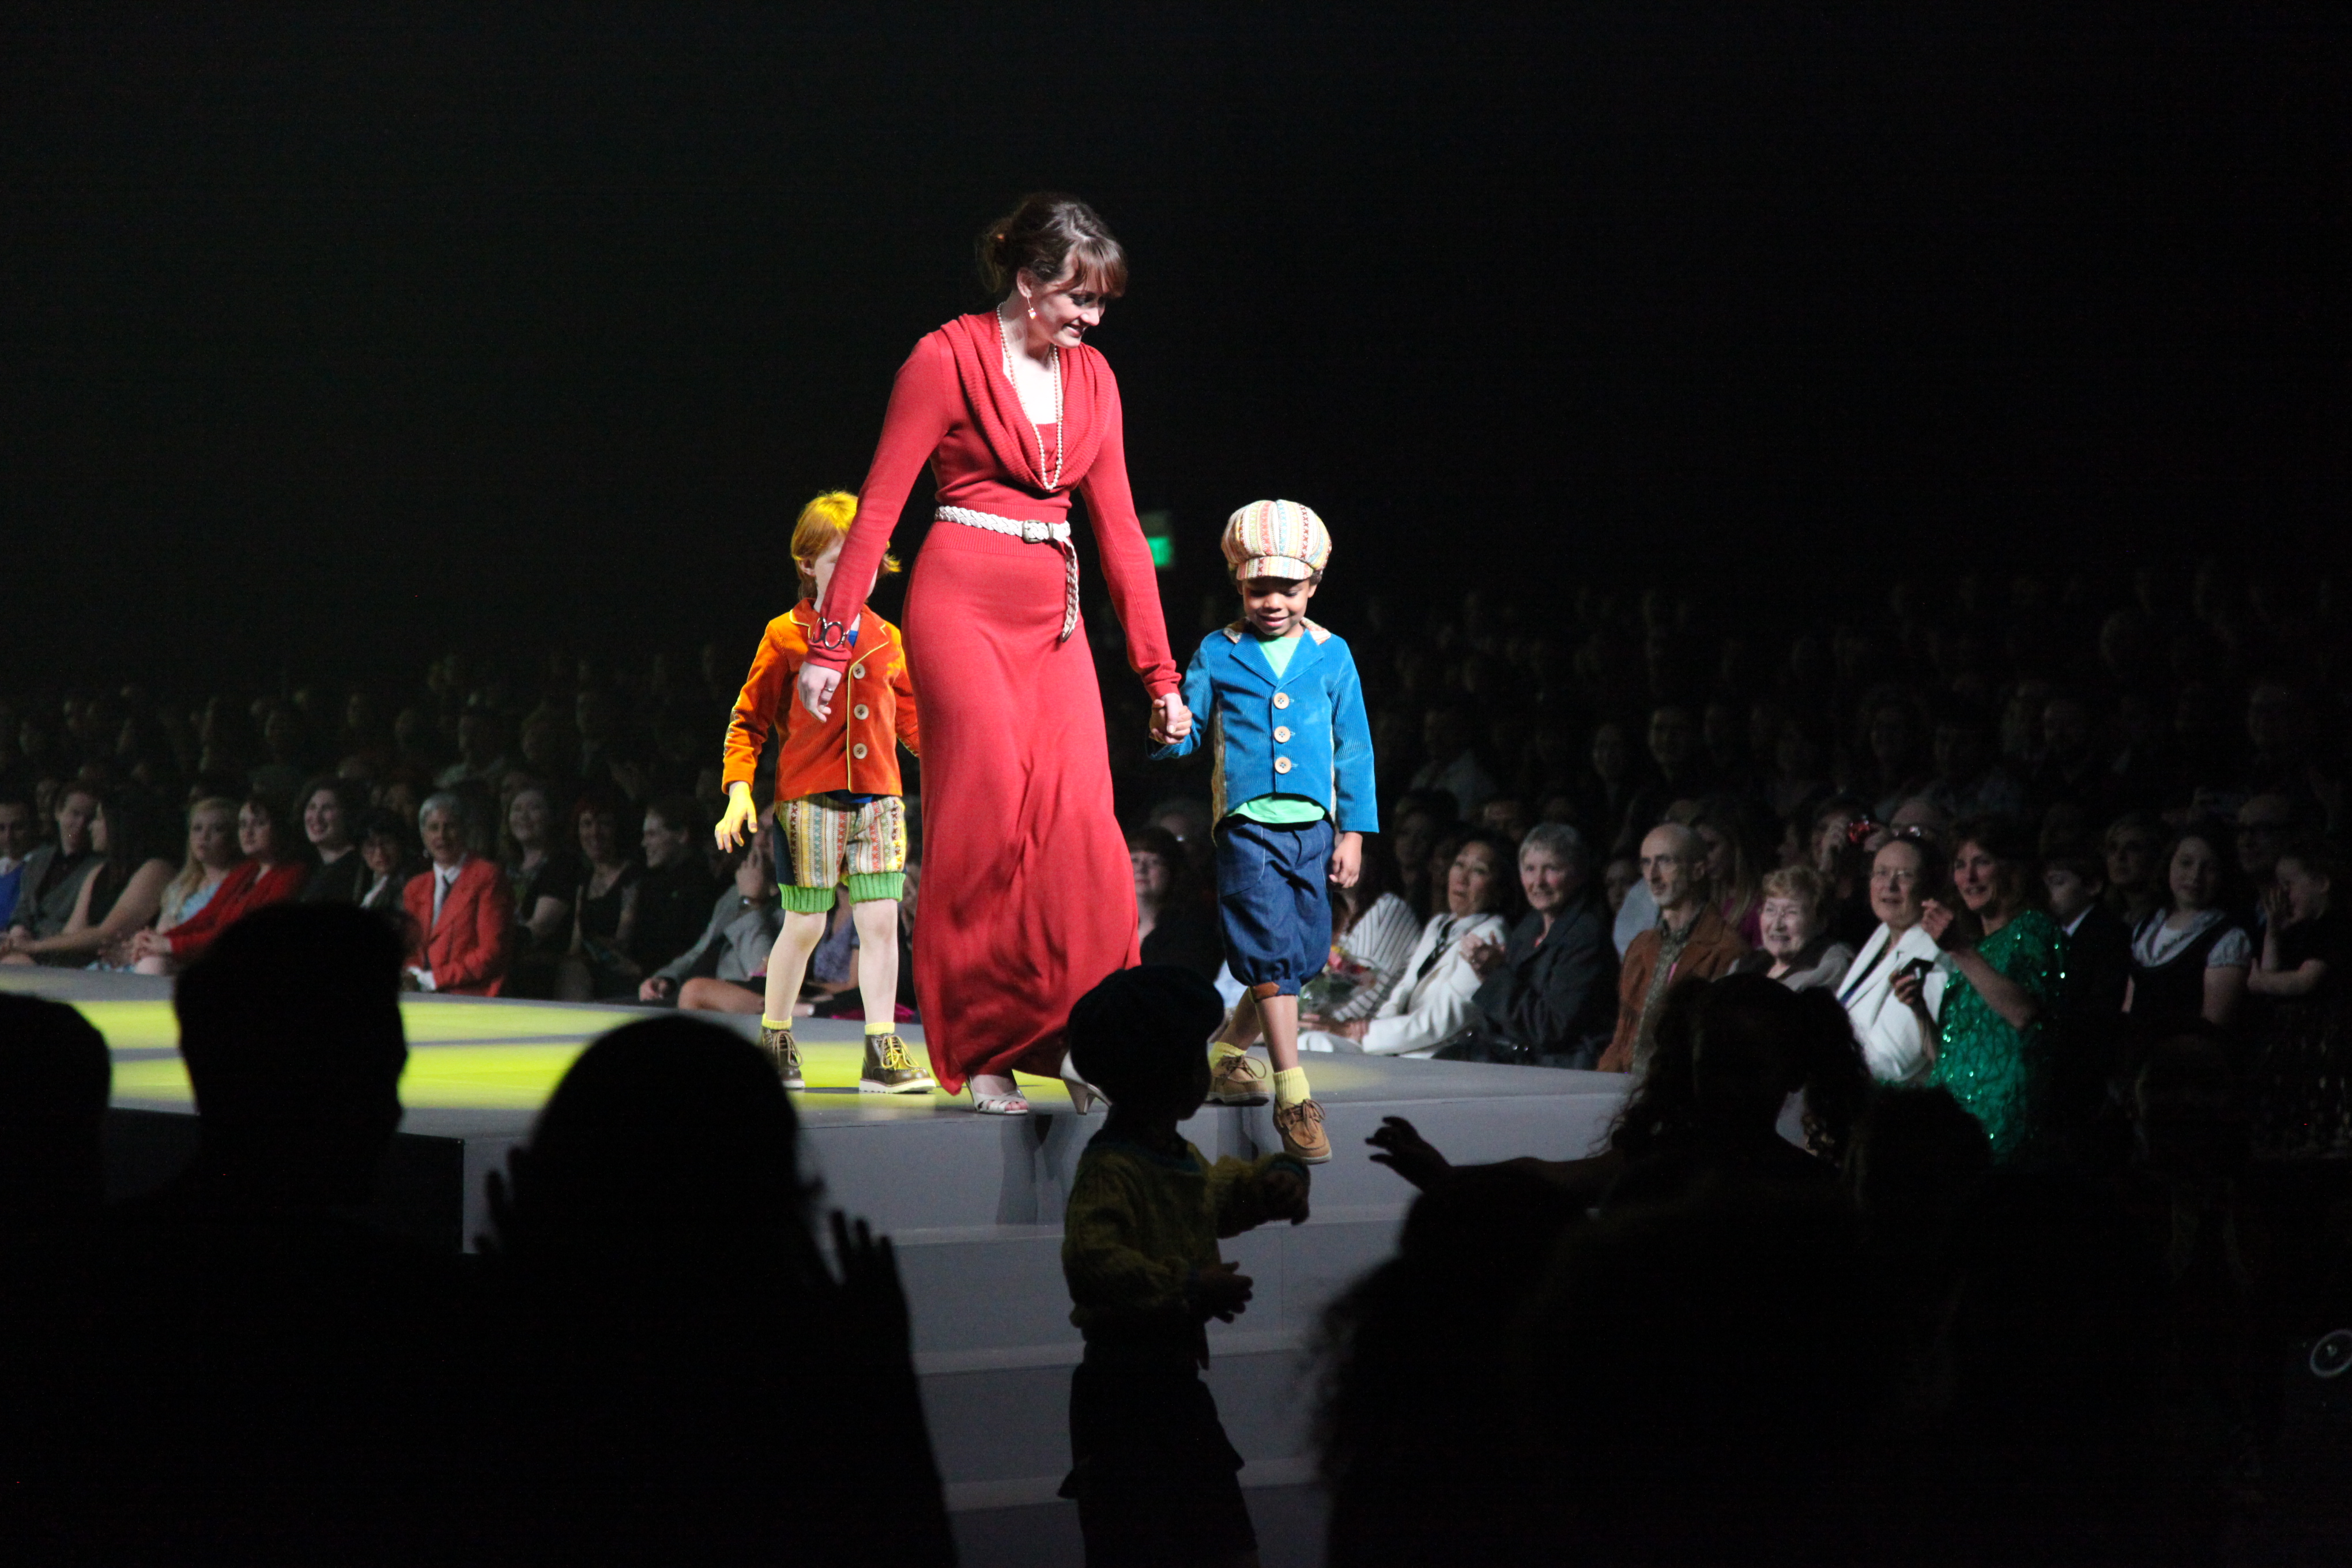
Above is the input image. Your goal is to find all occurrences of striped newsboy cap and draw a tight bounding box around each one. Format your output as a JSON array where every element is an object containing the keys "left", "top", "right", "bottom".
[{"left": 1220, "top": 499, "right": 1331, "bottom": 582}]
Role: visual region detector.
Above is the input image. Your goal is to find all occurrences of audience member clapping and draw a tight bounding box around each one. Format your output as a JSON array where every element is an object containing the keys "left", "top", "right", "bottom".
[{"left": 1440, "top": 821, "right": 1619, "bottom": 1067}]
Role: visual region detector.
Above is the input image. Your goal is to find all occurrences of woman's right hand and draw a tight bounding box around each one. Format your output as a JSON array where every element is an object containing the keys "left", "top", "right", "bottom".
[
  {"left": 797, "top": 663, "right": 842, "bottom": 722},
  {"left": 714, "top": 783, "right": 759, "bottom": 852}
]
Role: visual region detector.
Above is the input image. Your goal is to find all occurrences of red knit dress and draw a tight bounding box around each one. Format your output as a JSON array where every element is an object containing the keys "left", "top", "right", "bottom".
[{"left": 811, "top": 314, "right": 1179, "bottom": 1092}]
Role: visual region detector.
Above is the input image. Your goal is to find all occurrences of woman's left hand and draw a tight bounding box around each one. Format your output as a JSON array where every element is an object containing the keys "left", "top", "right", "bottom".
[
  {"left": 1463, "top": 936, "right": 1507, "bottom": 977},
  {"left": 1149, "top": 691, "right": 1192, "bottom": 745}
]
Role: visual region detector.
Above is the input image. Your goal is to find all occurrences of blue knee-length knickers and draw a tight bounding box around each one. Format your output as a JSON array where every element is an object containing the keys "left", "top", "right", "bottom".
[{"left": 1213, "top": 817, "right": 1334, "bottom": 996}]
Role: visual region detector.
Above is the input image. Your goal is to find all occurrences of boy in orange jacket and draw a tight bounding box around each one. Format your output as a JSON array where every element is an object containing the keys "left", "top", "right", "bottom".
[{"left": 715, "top": 491, "right": 930, "bottom": 1093}]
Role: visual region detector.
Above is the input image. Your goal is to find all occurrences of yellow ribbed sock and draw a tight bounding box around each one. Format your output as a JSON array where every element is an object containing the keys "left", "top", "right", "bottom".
[
  {"left": 762, "top": 1016, "right": 793, "bottom": 1032},
  {"left": 1273, "top": 1067, "right": 1310, "bottom": 1109},
  {"left": 864, "top": 1019, "right": 891, "bottom": 1036},
  {"left": 1209, "top": 1040, "right": 1247, "bottom": 1064}
]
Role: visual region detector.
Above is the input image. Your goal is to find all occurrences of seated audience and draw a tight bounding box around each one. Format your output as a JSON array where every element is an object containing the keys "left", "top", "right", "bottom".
[
  {"left": 1386, "top": 790, "right": 1455, "bottom": 921},
  {"left": 2042, "top": 834, "right": 2132, "bottom": 1018},
  {"left": 1730, "top": 864, "right": 1855, "bottom": 993},
  {"left": 1299, "top": 831, "right": 1513, "bottom": 1057},
  {"left": 6, "top": 782, "right": 100, "bottom": 945},
  {"left": 1837, "top": 832, "right": 1948, "bottom": 1085},
  {"left": 2126, "top": 819, "right": 2252, "bottom": 1035},
  {"left": 129, "top": 793, "right": 305, "bottom": 972},
  {"left": 400, "top": 791, "right": 513, "bottom": 996},
  {"left": 639, "top": 827, "right": 785, "bottom": 1014},
  {"left": 1299, "top": 834, "right": 1418, "bottom": 1027},
  {"left": 2243, "top": 839, "right": 2348, "bottom": 1157},
  {"left": 1, "top": 792, "right": 174, "bottom": 967},
  {"left": 0, "top": 787, "right": 35, "bottom": 928},
  {"left": 2101, "top": 809, "right": 2168, "bottom": 927},
  {"left": 295, "top": 775, "right": 369, "bottom": 904},
  {"left": 630, "top": 794, "right": 718, "bottom": 982},
  {"left": 1600, "top": 852, "right": 1638, "bottom": 917},
  {"left": 152, "top": 795, "right": 242, "bottom": 935},
  {"left": 1442, "top": 822, "right": 1619, "bottom": 1068},
  {"left": 563, "top": 792, "right": 642, "bottom": 1000},
  {"left": 1808, "top": 793, "right": 1877, "bottom": 948},
  {"left": 1128, "top": 824, "right": 1222, "bottom": 982},
  {"left": 1898, "top": 816, "right": 2066, "bottom": 1163},
  {"left": 1692, "top": 795, "right": 1766, "bottom": 946},
  {"left": 354, "top": 806, "right": 419, "bottom": 914},
  {"left": 502, "top": 782, "right": 583, "bottom": 996},
  {"left": 1409, "top": 704, "right": 1498, "bottom": 820},
  {"left": 1598, "top": 823, "right": 1748, "bottom": 1073}
]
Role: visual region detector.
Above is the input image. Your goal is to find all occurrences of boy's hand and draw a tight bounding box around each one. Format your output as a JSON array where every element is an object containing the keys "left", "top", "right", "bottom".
[
  {"left": 714, "top": 783, "right": 759, "bottom": 851},
  {"left": 1194, "top": 1260, "right": 1254, "bottom": 1322},
  {"left": 1261, "top": 1166, "right": 1311, "bottom": 1226},
  {"left": 1329, "top": 831, "right": 1362, "bottom": 888},
  {"left": 1149, "top": 691, "right": 1193, "bottom": 745},
  {"left": 797, "top": 664, "right": 841, "bottom": 722}
]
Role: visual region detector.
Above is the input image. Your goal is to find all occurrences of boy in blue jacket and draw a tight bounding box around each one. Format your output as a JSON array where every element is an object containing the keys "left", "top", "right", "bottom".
[{"left": 1155, "top": 500, "right": 1377, "bottom": 1163}]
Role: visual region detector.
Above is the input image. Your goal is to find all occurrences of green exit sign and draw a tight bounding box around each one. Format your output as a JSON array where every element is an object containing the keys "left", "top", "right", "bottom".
[{"left": 1140, "top": 510, "right": 1175, "bottom": 570}]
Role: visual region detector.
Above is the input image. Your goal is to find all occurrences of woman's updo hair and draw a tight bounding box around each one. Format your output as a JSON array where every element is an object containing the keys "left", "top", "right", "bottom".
[{"left": 978, "top": 193, "right": 1128, "bottom": 299}]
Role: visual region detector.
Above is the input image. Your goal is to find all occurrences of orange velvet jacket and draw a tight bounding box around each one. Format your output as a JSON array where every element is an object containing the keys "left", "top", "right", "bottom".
[
  {"left": 722, "top": 601, "right": 920, "bottom": 806},
  {"left": 401, "top": 857, "right": 515, "bottom": 997}
]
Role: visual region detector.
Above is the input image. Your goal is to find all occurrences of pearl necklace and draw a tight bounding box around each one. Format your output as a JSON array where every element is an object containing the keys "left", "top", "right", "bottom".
[{"left": 996, "top": 306, "right": 1064, "bottom": 490}]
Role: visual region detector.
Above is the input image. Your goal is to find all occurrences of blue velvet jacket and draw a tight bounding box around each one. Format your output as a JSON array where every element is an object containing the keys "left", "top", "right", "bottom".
[{"left": 1155, "top": 620, "right": 1378, "bottom": 834}]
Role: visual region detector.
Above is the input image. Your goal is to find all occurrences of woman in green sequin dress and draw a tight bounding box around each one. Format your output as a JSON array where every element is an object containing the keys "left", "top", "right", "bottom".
[{"left": 1896, "top": 819, "right": 2067, "bottom": 1160}]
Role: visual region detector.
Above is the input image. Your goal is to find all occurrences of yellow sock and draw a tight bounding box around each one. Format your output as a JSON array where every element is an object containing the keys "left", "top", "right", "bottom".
[
  {"left": 1273, "top": 1067, "right": 1311, "bottom": 1109},
  {"left": 865, "top": 1019, "right": 891, "bottom": 1036},
  {"left": 762, "top": 1016, "right": 793, "bottom": 1032},
  {"left": 1209, "top": 1039, "right": 1247, "bottom": 1063}
]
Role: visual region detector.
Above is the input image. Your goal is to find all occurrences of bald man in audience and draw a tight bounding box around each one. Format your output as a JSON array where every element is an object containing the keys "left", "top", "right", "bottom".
[{"left": 1598, "top": 823, "right": 1749, "bottom": 1072}]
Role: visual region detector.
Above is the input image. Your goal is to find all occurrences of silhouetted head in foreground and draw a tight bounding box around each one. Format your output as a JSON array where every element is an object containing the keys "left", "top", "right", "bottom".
[
  {"left": 506, "top": 1015, "right": 817, "bottom": 1264},
  {"left": 0, "top": 994, "right": 112, "bottom": 1221},
  {"left": 1068, "top": 964, "right": 1224, "bottom": 1121},
  {"left": 174, "top": 903, "right": 407, "bottom": 1207}
]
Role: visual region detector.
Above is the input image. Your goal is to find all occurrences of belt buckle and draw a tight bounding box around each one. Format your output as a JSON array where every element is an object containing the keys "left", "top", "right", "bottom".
[{"left": 1020, "top": 521, "right": 1049, "bottom": 544}]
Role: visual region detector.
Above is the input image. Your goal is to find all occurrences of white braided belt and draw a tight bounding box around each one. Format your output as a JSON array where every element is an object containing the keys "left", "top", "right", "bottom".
[{"left": 937, "top": 505, "right": 1080, "bottom": 642}]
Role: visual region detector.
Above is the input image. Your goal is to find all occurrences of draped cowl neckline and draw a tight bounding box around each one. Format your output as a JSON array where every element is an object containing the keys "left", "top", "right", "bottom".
[{"left": 941, "top": 311, "right": 1107, "bottom": 498}]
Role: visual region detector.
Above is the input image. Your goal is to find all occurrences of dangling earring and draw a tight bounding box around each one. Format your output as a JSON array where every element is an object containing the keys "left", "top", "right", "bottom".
[{"left": 1027, "top": 303, "right": 1038, "bottom": 320}]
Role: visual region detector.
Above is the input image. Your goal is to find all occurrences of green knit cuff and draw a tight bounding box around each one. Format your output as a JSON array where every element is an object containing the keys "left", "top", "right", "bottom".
[
  {"left": 843, "top": 871, "right": 905, "bottom": 904},
  {"left": 778, "top": 882, "right": 837, "bottom": 914}
]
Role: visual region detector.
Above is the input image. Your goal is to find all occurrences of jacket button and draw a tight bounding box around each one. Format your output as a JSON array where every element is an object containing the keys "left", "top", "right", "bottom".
[
  {"left": 853, "top": 704, "right": 870, "bottom": 721},
  {"left": 1273, "top": 756, "right": 1292, "bottom": 774},
  {"left": 852, "top": 742, "right": 869, "bottom": 760},
  {"left": 1273, "top": 692, "right": 1290, "bottom": 709},
  {"left": 851, "top": 664, "right": 866, "bottom": 679},
  {"left": 1273, "top": 725, "right": 1291, "bottom": 742}
]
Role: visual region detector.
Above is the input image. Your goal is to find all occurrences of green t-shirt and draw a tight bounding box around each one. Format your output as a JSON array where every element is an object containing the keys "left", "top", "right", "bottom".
[{"left": 1232, "top": 631, "right": 1326, "bottom": 826}]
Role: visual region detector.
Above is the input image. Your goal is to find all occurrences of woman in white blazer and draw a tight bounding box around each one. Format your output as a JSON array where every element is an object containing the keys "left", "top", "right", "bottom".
[
  {"left": 1837, "top": 835, "right": 1948, "bottom": 1084},
  {"left": 1300, "top": 835, "right": 1513, "bottom": 1058}
]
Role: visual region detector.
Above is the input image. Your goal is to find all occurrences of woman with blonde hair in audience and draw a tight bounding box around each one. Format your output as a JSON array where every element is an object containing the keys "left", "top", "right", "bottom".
[
  {"left": 154, "top": 795, "right": 242, "bottom": 936},
  {"left": 129, "top": 793, "right": 307, "bottom": 972},
  {"left": 1732, "top": 864, "right": 1856, "bottom": 994},
  {"left": 1, "top": 792, "right": 176, "bottom": 967}
]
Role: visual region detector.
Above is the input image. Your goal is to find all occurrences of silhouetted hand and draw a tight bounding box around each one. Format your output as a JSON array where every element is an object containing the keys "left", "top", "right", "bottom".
[
  {"left": 1367, "top": 1114, "right": 1453, "bottom": 1190},
  {"left": 1261, "top": 1166, "right": 1311, "bottom": 1226},
  {"left": 477, "top": 1146, "right": 529, "bottom": 1254},
  {"left": 829, "top": 1210, "right": 910, "bottom": 1352},
  {"left": 1194, "top": 1260, "right": 1253, "bottom": 1322}
]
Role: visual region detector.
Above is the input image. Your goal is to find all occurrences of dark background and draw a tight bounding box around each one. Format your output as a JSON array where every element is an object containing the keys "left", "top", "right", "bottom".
[{"left": 5, "top": 2, "right": 2345, "bottom": 688}]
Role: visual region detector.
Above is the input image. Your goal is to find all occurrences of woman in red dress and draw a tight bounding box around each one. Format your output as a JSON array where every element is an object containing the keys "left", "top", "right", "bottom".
[{"left": 798, "top": 195, "right": 1192, "bottom": 1113}]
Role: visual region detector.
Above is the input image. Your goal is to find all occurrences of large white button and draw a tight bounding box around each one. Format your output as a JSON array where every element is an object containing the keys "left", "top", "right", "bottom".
[
  {"left": 853, "top": 704, "right": 870, "bottom": 721},
  {"left": 852, "top": 742, "right": 869, "bottom": 759},
  {"left": 1273, "top": 725, "right": 1291, "bottom": 742},
  {"left": 850, "top": 664, "right": 866, "bottom": 679},
  {"left": 1273, "top": 756, "right": 1292, "bottom": 774},
  {"left": 1272, "top": 691, "right": 1291, "bottom": 709}
]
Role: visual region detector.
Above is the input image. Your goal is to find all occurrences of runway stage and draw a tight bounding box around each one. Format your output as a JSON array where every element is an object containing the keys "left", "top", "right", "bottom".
[{"left": 3, "top": 967, "right": 1633, "bottom": 1510}]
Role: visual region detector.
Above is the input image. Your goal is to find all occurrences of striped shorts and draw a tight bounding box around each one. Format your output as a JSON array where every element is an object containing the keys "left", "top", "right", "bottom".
[{"left": 772, "top": 794, "right": 907, "bottom": 913}]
